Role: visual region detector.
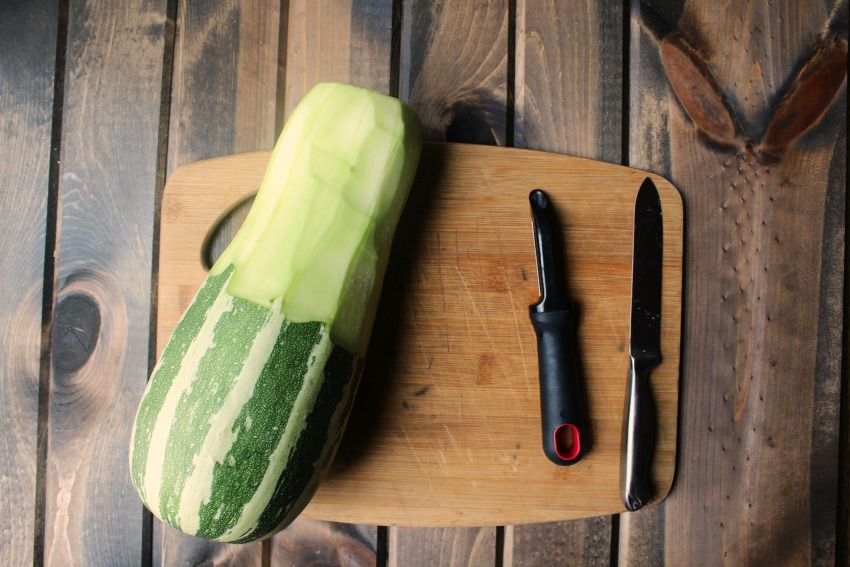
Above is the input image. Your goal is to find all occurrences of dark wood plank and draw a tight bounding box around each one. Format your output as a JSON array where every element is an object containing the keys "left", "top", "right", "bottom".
[
  {"left": 43, "top": 1, "right": 168, "bottom": 564},
  {"left": 507, "top": 0, "right": 623, "bottom": 563},
  {"left": 273, "top": 0, "right": 393, "bottom": 562},
  {"left": 401, "top": 0, "right": 510, "bottom": 145},
  {"left": 154, "top": 0, "right": 282, "bottom": 563},
  {"left": 158, "top": 0, "right": 394, "bottom": 562},
  {"left": 390, "top": 0, "right": 509, "bottom": 562},
  {"left": 514, "top": 0, "right": 623, "bottom": 160},
  {"left": 504, "top": 516, "right": 612, "bottom": 567},
  {"left": 282, "top": 0, "right": 394, "bottom": 119},
  {"left": 167, "top": 0, "right": 280, "bottom": 174},
  {"left": 620, "top": 2, "right": 847, "bottom": 565},
  {"left": 270, "top": 520, "right": 378, "bottom": 566},
  {"left": 389, "top": 526, "right": 496, "bottom": 567},
  {"left": 155, "top": 529, "right": 265, "bottom": 567},
  {"left": 0, "top": 2, "right": 59, "bottom": 565}
]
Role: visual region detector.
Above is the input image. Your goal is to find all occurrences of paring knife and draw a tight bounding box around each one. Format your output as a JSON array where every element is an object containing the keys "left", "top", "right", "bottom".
[
  {"left": 528, "top": 189, "right": 585, "bottom": 466},
  {"left": 620, "top": 177, "right": 663, "bottom": 512}
]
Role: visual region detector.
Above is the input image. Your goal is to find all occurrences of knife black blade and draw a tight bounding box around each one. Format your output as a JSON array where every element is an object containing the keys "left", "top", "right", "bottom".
[{"left": 620, "top": 177, "right": 663, "bottom": 512}]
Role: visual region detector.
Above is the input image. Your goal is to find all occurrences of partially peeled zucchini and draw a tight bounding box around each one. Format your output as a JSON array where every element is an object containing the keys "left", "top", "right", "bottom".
[{"left": 129, "top": 83, "right": 422, "bottom": 542}]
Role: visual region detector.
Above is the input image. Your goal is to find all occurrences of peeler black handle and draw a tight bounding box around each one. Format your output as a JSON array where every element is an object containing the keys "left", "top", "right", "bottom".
[
  {"left": 528, "top": 189, "right": 585, "bottom": 466},
  {"left": 529, "top": 308, "right": 585, "bottom": 465}
]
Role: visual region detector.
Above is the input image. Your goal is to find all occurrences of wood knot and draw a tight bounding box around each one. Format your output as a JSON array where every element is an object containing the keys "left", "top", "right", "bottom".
[
  {"left": 53, "top": 293, "right": 101, "bottom": 374},
  {"left": 443, "top": 94, "right": 504, "bottom": 145}
]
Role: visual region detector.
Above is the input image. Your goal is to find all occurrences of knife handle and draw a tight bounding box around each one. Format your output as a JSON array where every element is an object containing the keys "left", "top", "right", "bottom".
[
  {"left": 529, "top": 308, "right": 585, "bottom": 466},
  {"left": 620, "top": 354, "right": 658, "bottom": 511}
]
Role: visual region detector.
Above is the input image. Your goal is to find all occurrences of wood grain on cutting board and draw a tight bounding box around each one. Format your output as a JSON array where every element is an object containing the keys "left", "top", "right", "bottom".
[{"left": 157, "top": 142, "right": 683, "bottom": 526}]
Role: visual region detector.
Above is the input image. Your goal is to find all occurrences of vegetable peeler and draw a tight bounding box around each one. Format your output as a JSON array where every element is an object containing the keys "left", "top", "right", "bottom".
[{"left": 528, "top": 189, "right": 586, "bottom": 466}]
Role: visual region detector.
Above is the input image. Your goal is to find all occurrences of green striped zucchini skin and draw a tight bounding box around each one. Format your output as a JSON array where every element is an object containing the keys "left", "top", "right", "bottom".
[{"left": 129, "top": 265, "right": 362, "bottom": 542}]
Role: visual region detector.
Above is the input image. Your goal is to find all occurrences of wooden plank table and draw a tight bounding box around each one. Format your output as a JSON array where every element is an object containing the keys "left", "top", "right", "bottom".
[{"left": 1, "top": 1, "right": 846, "bottom": 565}]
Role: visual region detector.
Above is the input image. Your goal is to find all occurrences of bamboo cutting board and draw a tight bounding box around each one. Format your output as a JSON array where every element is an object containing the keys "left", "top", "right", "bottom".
[{"left": 157, "top": 142, "right": 683, "bottom": 526}]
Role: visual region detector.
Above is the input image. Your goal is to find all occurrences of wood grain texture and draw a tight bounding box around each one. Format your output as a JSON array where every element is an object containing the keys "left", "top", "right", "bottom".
[
  {"left": 155, "top": 526, "right": 265, "bottom": 567},
  {"left": 1, "top": 2, "right": 840, "bottom": 565},
  {"left": 281, "top": 0, "right": 393, "bottom": 120},
  {"left": 167, "top": 0, "right": 280, "bottom": 174},
  {"left": 43, "top": 1, "right": 167, "bottom": 565},
  {"left": 165, "top": 1, "right": 394, "bottom": 562},
  {"left": 389, "top": 526, "right": 496, "bottom": 567},
  {"left": 402, "top": 0, "right": 510, "bottom": 144},
  {"left": 274, "top": 1, "right": 393, "bottom": 562},
  {"left": 397, "top": 0, "right": 509, "bottom": 557},
  {"left": 155, "top": 1, "right": 282, "bottom": 563},
  {"left": 620, "top": 2, "right": 847, "bottom": 565},
  {"left": 269, "top": 521, "right": 378, "bottom": 566},
  {"left": 514, "top": 0, "right": 623, "bottom": 160},
  {"left": 503, "top": 515, "right": 612, "bottom": 567},
  {"left": 0, "top": 2, "right": 58, "bottom": 565},
  {"left": 155, "top": 143, "right": 684, "bottom": 526},
  {"left": 508, "top": 1, "right": 623, "bottom": 563}
]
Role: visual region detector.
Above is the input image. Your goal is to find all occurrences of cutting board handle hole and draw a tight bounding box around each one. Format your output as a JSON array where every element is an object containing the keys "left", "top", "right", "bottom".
[{"left": 201, "top": 194, "right": 256, "bottom": 271}]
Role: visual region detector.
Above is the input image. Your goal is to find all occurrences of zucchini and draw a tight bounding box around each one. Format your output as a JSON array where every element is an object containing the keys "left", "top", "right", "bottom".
[{"left": 129, "top": 83, "right": 422, "bottom": 542}]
